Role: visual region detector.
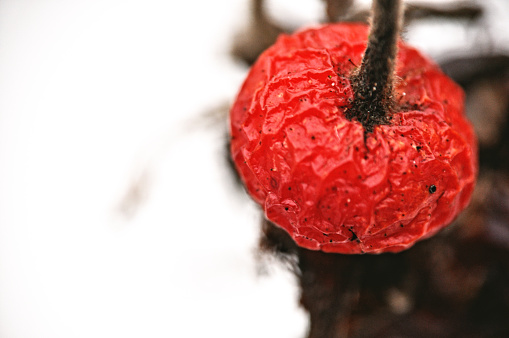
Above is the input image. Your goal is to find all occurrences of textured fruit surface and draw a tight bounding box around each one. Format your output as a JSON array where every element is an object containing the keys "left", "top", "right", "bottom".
[{"left": 230, "top": 23, "right": 477, "bottom": 254}]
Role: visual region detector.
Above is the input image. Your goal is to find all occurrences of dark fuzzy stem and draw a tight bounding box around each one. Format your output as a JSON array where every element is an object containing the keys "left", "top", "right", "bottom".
[{"left": 347, "top": 0, "right": 403, "bottom": 133}]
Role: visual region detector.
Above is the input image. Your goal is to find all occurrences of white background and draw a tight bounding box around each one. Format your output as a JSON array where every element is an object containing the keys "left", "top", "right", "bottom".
[{"left": 0, "top": 0, "right": 508, "bottom": 337}]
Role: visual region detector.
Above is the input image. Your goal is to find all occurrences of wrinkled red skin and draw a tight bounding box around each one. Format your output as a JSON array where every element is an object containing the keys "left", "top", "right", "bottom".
[{"left": 230, "top": 23, "right": 477, "bottom": 254}]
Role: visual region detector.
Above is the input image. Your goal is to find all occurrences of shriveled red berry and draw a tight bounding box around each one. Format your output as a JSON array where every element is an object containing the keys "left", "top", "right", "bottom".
[{"left": 230, "top": 23, "right": 477, "bottom": 254}]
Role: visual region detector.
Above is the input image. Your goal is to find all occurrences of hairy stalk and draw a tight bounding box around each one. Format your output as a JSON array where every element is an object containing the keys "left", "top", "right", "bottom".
[{"left": 347, "top": 0, "right": 403, "bottom": 133}]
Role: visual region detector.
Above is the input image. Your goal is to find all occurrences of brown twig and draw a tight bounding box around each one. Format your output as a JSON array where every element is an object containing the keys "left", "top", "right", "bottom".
[{"left": 347, "top": 0, "right": 403, "bottom": 133}]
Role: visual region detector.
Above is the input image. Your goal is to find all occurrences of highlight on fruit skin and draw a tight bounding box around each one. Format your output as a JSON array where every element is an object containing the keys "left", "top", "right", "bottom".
[{"left": 229, "top": 23, "right": 478, "bottom": 254}]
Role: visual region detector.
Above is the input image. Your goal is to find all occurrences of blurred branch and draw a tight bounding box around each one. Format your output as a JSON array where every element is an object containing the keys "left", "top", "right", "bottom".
[
  {"left": 345, "top": 1, "right": 483, "bottom": 24},
  {"left": 231, "top": 0, "right": 285, "bottom": 65}
]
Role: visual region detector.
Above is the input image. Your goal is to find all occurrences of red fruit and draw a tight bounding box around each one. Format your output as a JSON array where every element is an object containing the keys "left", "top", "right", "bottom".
[{"left": 230, "top": 23, "right": 477, "bottom": 254}]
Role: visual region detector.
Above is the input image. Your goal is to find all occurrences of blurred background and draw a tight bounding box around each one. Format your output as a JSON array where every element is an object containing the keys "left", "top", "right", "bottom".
[{"left": 0, "top": 0, "right": 508, "bottom": 337}]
